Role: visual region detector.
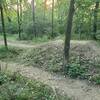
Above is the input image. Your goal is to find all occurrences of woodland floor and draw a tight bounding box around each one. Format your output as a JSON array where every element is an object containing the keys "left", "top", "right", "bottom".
[{"left": 0, "top": 40, "right": 100, "bottom": 100}]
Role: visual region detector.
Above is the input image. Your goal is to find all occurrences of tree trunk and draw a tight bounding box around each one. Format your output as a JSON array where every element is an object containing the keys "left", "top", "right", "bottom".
[
  {"left": 43, "top": 0, "right": 46, "bottom": 33},
  {"left": 19, "top": 0, "right": 23, "bottom": 32},
  {"left": 0, "top": 5, "right": 8, "bottom": 49},
  {"left": 31, "top": 0, "right": 36, "bottom": 37},
  {"left": 93, "top": 1, "right": 99, "bottom": 40},
  {"left": 43, "top": 0, "right": 46, "bottom": 22},
  {"left": 17, "top": 0, "right": 21, "bottom": 39},
  {"left": 64, "top": 0, "right": 75, "bottom": 66},
  {"left": 51, "top": 0, "right": 54, "bottom": 38}
]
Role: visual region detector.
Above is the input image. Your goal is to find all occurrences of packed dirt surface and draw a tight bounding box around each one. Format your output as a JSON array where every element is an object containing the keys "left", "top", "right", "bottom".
[
  {"left": 0, "top": 40, "right": 35, "bottom": 48},
  {"left": 0, "top": 39, "right": 100, "bottom": 52},
  {"left": 0, "top": 40, "right": 100, "bottom": 100},
  {"left": 0, "top": 61, "right": 100, "bottom": 100}
]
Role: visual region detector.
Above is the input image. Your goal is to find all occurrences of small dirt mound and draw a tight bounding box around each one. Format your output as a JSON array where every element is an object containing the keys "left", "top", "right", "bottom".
[{"left": 20, "top": 41, "right": 64, "bottom": 72}]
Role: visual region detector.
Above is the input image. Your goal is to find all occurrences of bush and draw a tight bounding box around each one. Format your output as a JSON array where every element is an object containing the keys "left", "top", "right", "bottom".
[
  {"left": 65, "top": 63, "right": 87, "bottom": 78},
  {"left": 0, "top": 46, "right": 23, "bottom": 61},
  {"left": 0, "top": 71, "right": 56, "bottom": 100},
  {"left": 90, "top": 74, "right": 100, "bottom": 85},
  {"left": 0, "top": 72, "right": 9, "bottom": 85},
  {"left": 21, "top": 32, "right": 34, "bottom": 40}
]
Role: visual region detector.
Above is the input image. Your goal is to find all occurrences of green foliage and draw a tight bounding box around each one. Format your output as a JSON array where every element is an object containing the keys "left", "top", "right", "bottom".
[
  {"left": 0, "top": 46, "right": 23, "bottom": 61},
  {"left": 21, "top": 32, "right": 34, "bottom": 40},
  {"left": 6, "top": 22, "right": 18, "bottom": 34},
  {"left": 90, "top": 74, "right": 100, "bottom": 85},
  {"left": 0, "top": 72, "right": 9, "bottom": 85},
  {"left": 0, "top": 0, "right": 100, "bottom": 40},
  {"left": 0, "top": 33, "right": 17, "bottom": 40},
  {"left": 0, "top": 71, "right": 71, "bottom": 100},
  {"left": 65, "top": 64, "right": 87, "bottom": 78},
  {"left": 0, "top": 71, "right": 56, "bottom": 100},
  {"left": 32, "top": 35, "right": 50, "bottom": 43},
  {"left": 21, "top": 32, "right": 49, "bottom": 42}
]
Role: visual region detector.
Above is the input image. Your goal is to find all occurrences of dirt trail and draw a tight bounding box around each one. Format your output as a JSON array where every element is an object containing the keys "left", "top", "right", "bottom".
[
  {"left": 0, "top": 40, "right": 35, "bottom": 48},
  {"left": 0, "top": 61, "right": 100, "bottom": 100},
  {"left": 0, "top": 39, "right": 99, "bottom": 51},
  {"left": 0, "top": 39, "right": 64, "bottom": 48},
  {"left": 0, "top": 40, "right": 100, "bottom": 100}
]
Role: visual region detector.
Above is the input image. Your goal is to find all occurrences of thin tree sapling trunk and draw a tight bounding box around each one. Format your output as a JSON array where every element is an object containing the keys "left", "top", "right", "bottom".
[
  {"left": 0, "top": 5, "right": 8, "bottom": 49},
  {"left": 64, "top": 0, "right": 75, "bottom": 67},
  {"left": 93, "top": 1, "right": 99, "bottom": 40}
]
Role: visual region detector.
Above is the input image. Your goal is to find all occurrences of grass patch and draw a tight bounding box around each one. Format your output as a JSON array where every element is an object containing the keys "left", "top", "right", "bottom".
[
  {"left": 89, "top": 74, "right": 100, "bottom": 85},
  {"left": 32, "top": 35, "right": 50, "bottom": 43},
  {"left": 0, "top": 71, "right": 56, "bottom": 100},
  {"left": 0, "top": 33, "right": 17, "bottom": 41},
  {"left": 71, "top": 33, "right": 92, "bottom": 40},
  {"left": 0, "top": 46, "right": 23, "bottom": 61},
  {"left": 0, "top": 70, "right": 71, "bottom": 100}
]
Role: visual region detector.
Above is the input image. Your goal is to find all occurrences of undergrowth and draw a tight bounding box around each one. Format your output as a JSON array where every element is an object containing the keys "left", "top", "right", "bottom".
[
  {"left": 64, "top": 63, "right": 87, "bottom": 79},
  {"left": 0, "top": 46, "right": 23, "bottom": 61},
  {"left": 89, "top": 74, "right": 100, "bottom": 85},
  {"left": 0, "top": 70, "right": 71, "bottom": 100},
  {"left": 0, "top": 41, "right": 100, "bottom": 85}
]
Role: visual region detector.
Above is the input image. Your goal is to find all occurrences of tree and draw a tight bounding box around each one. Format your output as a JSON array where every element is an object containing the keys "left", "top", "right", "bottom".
[
  {"left": 51, "top": 0, "right": 54, "bottom": 38},
  {"left": 31, "top": 0, "right": 36, "bottom": 37},
  {"left": 93, "top": 0, "right": 99, "bottom": 40},
  {"left": 17, "top": 0, "right": 22, "bottom": 40},
  {"left": 43, "top": 0, "right": 46, "bottom": 22},
  {"left": 0, "top": 1, "right": 8, "bottom": 49},
  {"left": 43, "top": 0, "right": 46, "bottom": 33},
  {"left": 64, "top": 0, "right": 75, "bottom": 66}
]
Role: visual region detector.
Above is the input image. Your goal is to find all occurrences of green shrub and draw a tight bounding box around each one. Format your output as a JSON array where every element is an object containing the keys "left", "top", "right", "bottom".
[
  {"left": 0, "top": 72, "right": 9, "bottom": 85},
  {"left": 65, "top": 64, "right": 87, "bottom": 78},
  {"left": 90, "top": 75, "right": 100, "bottom": 85},
  {"left": 0, "top": 72, "right": 56, "bottom": 100},
  {"left": 21, "top": 32, "right": 34, "bottom": 40},
  {"left": 0, "top": 70, "right": 72, "bottom": 100},
  {"left": 0, "top": 46, "right": 23, "bottom": 61}
]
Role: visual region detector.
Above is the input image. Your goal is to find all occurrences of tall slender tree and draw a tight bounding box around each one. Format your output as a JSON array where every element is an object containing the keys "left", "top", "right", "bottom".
[
  {"left": 93, "top": 1, "right": 99, "bottom": 40},
  {"left": 64, "top": 0, "right": 75, "bottom": 66},
  {"left": 17, "top": 0, "right": 22, "bottom": 40},
  {"left": 31, "top": 0, "right": 36, "bottom": 37},
  {"left": 43, "top": 0, "right": 47, "bottom": 34},
  {"left": 51, "top": 0, "right": 54, "bottom": 38},
  {"left": 0, "top": 1, "right": 8, "bottom": 49},
  {"left": 19, "top": 0, "right": 23, "bottom": 30},
  {"left": 43, "top": 0, "right": 46, "bottom": 22}
]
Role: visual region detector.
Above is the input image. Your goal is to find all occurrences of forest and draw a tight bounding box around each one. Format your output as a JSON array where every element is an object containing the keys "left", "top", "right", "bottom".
[{"left": 0, "top": 0, "right": 100, "bottom": 100}]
